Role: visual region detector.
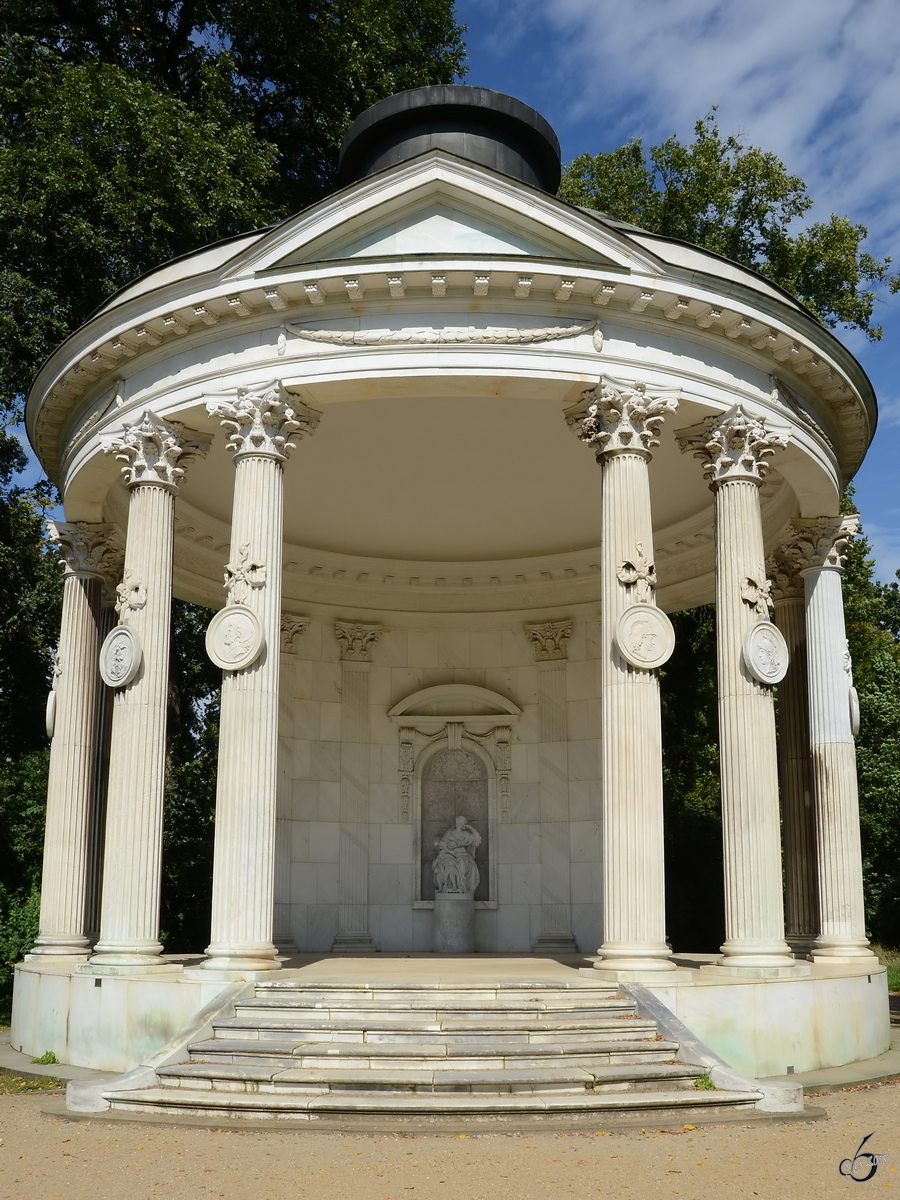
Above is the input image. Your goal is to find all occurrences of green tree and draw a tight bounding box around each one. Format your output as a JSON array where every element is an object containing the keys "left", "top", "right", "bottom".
[
  {"left": 559, "top": 114, "right": 899, "bottom": 340},
  {"left": 0, "top": 1, "right": 465, "bottom": 419},
  {"left": 0, "top": 429, "right": 61, "bottom": 1002}
]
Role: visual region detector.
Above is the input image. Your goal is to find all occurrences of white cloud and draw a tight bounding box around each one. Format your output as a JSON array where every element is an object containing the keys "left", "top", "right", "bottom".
[{"left": 472, "top": 0, "right": 900, "bottom": 254}]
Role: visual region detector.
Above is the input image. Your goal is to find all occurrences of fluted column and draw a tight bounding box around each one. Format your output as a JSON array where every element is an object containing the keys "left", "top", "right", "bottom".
[
  {"left": 202, "top": 383, "right": 319, "bottom": 974},
  {"left": 568, "top": 379, "right": 678, "bottom": 975},
  {"left": 793, "top": 517, "right": 874, "bottom": 963},
  {"left": 525, "top": 621, "right": 578, "bottom": 953},
  {"left": 768, "top": 543, "right": 817, "bottom": 956},
  {"left": 30, "top": 524, "right": 118, "bottom": 959},
  {"left": 274, "top": 616, "right": 309, "bottom": 953},
  {"left": 333, "top": 621, "right": 382, "bottom": 953},
  {"left": 91, "top": 414, "right": 209, "bottom": 966},
  {"left": 679, "top": 405, "right": 796, "bottom": 970}
]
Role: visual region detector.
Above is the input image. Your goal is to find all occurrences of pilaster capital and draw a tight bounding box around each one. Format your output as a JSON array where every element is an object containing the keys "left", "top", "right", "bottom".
[
  {"left": 524, "top": 620, "right": 572, "bottom": 661},
  {"left": 335, "top": 621, "right": 382, "bottom": 662},
  {"left": 206, "top": 380, "right": 320, "bottom": 461},
  {"left": 782, "top": 515, "right": 859, "bottom": 575},
  {"left": 102, "top": 411, "right": 211, "bottom": 490},
  {"left": 676, "top": 404, "right": 789, "bottom": 487},
  {"left": 280, "top": 615, "right": 310, "bottom": 653},
  {"left": 565, "top": 376, "right": 679, "bottom": 461},
  {"left": 48, "top": 521, "right": 119, "bottom": 581}
]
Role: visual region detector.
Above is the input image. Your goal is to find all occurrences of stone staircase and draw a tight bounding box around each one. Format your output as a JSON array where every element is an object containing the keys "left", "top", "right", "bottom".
[{"left": 106, "top": 976, "right": 763, "bottom": 1126}]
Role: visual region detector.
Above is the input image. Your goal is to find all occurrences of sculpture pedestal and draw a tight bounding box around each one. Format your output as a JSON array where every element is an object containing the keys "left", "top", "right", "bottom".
[{"left": 434, "top": 893, "right": 475, "bottom": 954}]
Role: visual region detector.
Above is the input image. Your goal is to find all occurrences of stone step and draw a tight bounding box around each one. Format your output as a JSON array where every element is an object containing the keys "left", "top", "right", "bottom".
[
  {"left": 157, "top": 1060, "right": 705, "bottom": 1096},
  {"left": 238, "top": 998, "right": 635, "bottom": 1019},
  {"left": 107, "top": 1085, "right": 760, "bottom": 1121},
  {"left": 212, "top": 1017, "right": 656, "bottom": 1044},
  {"left": 188, "top": 1038, "right": 678, "bottom": 1071},
  {"left": 252, "top": 985, "right": 622, "bottom": 1004}
]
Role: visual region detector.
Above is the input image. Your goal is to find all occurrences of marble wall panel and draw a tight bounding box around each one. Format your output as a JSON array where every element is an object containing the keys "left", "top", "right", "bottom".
[
  {"left": 307, "top": 903, "right": 338, "bottom": 951},
  {"left": 308, "top": 821, "right": 340, "bottom": 863},
  {"left": 290, "top": 863, "right": 317, "bottom": 904}
]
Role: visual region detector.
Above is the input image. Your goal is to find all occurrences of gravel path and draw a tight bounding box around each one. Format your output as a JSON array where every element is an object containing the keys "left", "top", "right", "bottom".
[{"left": 0, "top": 1081, "right": 896, "bottom": 1198}]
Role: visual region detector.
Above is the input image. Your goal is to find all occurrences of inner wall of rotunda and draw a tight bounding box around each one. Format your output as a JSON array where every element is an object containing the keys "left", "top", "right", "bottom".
[{"left": 278, "top": 617, "right": 602, "bottom": 952}]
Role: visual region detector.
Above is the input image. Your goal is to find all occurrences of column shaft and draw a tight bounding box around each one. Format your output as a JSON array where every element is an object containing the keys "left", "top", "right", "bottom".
[
  {"left": 333, "top": 658, "right": 376, "bottom": 950},
  {"left": 714, "top": 479, "right": 791, "bottom": 964},
  {"left": 598, "top": 451, "right": 673, "bottom": 970},
  {"left": 805, "top": 565, "right": 873, "bottom": 961},
  {"left": 204, "top": 454, "right": 283, "bottom": 970},
  {"left": 273, "top": 642, "right": 297, "bottom": 952},
  {"left": 32, "top": 570, "right": 103, "bottom": 957},
  {"left": 773, "top": 597, "right": 818, "bottom": 955},
  {"left": 533, "top": 656, "right": 577, "bottom": 952},
  {"left": 85, "top": 600, "right": 117, "bottom": 943},
  {"left": 92, "top": 485, "right": 175, "bottom": 963}
]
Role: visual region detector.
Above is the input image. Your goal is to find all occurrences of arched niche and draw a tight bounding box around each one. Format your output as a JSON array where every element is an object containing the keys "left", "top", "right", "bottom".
[{"left": 388, "top": 683, "right": 522, "bottom": 911}]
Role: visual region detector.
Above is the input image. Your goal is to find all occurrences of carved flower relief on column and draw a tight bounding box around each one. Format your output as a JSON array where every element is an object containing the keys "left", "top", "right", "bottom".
[
  {"left": 741, "top": 574, "right": 774, "bottom": 619},
  {"left": 280, "top": 616, "right": 310, "bottom": 654},
  {"left": 224, "top": 546, "right": 267, "bottom": 606},
  {"left": 114, "top": 569, "right": 147, "bottom": 622},
  {"left": 335, "top": 621, "right": 382, "bottom": 662},
  {"left": 524, "top": 620, "right": 572, "bottom": 661},
  {"left": 676, "top": 403, "right": 790, "bottom": 488},
  {"left": 617, "top": 544, "right": 657, "bottom": 604},
  {"left": 399, "top": 727, "right": 415, "bottom": 823},
  {"left": 206, "top": 379, "right": 320, "bottom": 460},
  {"left": 495, "top": 726, "right": 512, "bottom": 824},
  {"left": 102, "top": 409, "right": 211, "bottom": 489},
  {"left": 565, "top": 376, "right": 680, "bottom": 459}
]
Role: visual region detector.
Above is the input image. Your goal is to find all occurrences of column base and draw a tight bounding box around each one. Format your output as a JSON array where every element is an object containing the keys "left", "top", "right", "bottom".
[
  {"left": 76, "top": 962, "right": 182, "bottom": 976},
  {"left": 26, "top": 942, "right": 91, "bottom": 962},
  {"left": 201, "top": 943, "right": 280, "bottom": 974},
  {"left": 593, "top": 942, "right": 677, "bottom": 975},
  {"left": 331, "top": 933, "right": 378, "bottom": 954},
  {"left": 811, "top": 938, "right": 877, "bottom": 964},
  {"left": 88, "top": 939, "right": 165, "bottom": 969},
  {"left": 700, "top": 962, "right": 811, "bottom": 979},
  {"left": 584, "top": 965, "right": 688, "bottom": 983},
  {"left": 532, "top": 933, "right": 580, "bottom": 955},
  {"left": 786, "top": 934, "right": 818, "bottom": 959},
  {"left": 273, "top": 936, "right": 299, "bottom": 955}
]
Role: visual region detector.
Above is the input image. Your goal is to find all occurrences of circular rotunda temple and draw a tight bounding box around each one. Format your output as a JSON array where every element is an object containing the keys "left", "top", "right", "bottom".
[{"left": 12, "top": 86, "right": 890, "bottom": 1111}]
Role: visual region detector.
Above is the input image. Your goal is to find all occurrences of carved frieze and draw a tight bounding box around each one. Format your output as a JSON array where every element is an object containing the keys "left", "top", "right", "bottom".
[
  {"left": 102, "top": 410, "right": 210, "bottom": 489},
  {"left": 287, "top": 319, "right": 601, "bottom": 349}
]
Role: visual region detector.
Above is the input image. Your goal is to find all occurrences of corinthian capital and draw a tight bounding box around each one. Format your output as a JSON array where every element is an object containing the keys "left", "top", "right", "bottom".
[
  {"left": 48, "top": 522, "right": 119, "bottom": 581},
  {"left": 780, "top": 515, "right": 859, "bottom": 575},
  {"left": 677, "top": 404, "right": 789, "bottom": 487},
  {"left": 565, "top": 377, "right": 679, "bottom": 460},
  {"left": 335, "top": 621, "right": 382, "bottom": 662},
  {"left": 102, "top": 411, "right": 211, "bottom": 489},
  {"left": 525, "top": 620, "right": 572, "bottom": 661},
  {"left": 766, "top": 543, "right": 805, "bottom": 603},
  {"left": 206, "top": 380, "right": 320, "bottom": 461}
]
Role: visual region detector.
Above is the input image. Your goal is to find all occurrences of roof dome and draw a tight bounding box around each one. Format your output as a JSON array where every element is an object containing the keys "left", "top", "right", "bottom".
[{"left": 338, "top": 85, "right": 562, "bottom": 194}]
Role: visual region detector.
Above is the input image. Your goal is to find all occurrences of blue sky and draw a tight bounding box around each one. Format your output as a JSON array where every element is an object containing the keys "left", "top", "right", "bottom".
[{"left": 457, "top": 0, "right": 900, "bottom": 582}]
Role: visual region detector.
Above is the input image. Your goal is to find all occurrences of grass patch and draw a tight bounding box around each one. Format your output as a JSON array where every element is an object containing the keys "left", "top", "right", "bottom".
[
  {"left": 872, "top": 944, "right": 900, "bottom": 992},
  {"left": 692, "top": 1070, "right": 716, "bottom": 1091},
  {"left": 0, "top": 1072, "right": 65, "bottom": 1094},
  {"left": 31, "top": 1049, "right": 57, "bottom": 1064}
]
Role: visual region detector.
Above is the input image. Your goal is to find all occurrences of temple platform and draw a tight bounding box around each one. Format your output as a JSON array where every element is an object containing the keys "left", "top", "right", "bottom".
[{"left": 11, "top": 953, "right": 890, "bottom": 1082}]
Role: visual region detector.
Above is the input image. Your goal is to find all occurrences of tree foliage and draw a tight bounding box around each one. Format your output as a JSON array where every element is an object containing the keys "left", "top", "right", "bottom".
[
  {"left": 0, "top": 1, "right": 465, "bottom": 418},
  {"left": 559, "top": 114, "right": 899, "bottom": 341}
]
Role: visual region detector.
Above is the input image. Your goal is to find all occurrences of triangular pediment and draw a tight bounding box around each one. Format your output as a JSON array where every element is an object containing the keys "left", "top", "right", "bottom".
[{"left": 223, "top": 153, "right": 662, "bottom": 280}]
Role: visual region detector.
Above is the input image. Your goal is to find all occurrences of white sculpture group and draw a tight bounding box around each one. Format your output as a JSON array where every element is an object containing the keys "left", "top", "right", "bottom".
[{"left": 432, "top": 816, "right": 481, "bottom": 895}]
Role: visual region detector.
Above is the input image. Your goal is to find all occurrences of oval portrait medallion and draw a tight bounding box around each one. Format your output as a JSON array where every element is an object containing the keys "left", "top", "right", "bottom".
[
  {"left": 45, "top": 689, "right": 56, "bottom": 739},
  {"left": 99, "top": 625, "right": 142, "bottom": 688},
  {"left": 849, "top": 685, "right": 861, "bottom": 737},
  {"left": 742, "top": 620, "right": 789, "bottom": 685},
  {"left": 205, "top": 605, "right": 264, "bottom": 671},
  {"left": 614, "top": 604, "right": 676, "bottom": 670}
]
